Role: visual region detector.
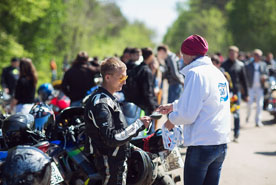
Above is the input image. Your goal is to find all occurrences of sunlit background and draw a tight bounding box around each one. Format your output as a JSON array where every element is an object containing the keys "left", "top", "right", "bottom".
[{"left": 1, "top": 0, "right": 276, "bottom": 85}]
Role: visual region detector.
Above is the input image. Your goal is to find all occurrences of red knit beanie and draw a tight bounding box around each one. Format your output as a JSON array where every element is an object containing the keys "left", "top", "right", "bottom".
[{"left": 181, "top": 35, "right": 208, "bottom": 56}]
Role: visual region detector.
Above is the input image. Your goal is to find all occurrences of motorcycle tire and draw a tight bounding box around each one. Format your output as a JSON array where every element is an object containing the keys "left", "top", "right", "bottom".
[{"left": 152, "top": 168, "right": 176, "bottom": 185}]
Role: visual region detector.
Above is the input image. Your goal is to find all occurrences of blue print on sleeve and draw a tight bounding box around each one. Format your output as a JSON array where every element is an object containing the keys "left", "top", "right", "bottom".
[{"left": 218, "top": 82, "right": 228, "bottom": 102}]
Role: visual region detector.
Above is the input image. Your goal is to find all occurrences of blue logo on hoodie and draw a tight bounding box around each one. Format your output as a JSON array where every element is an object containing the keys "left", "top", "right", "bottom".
[{"left": 218, "top": 82, "right": 228, "bottom": 102}]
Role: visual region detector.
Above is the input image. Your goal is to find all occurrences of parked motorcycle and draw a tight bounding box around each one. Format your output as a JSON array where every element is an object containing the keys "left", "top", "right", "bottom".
[
  {"left": 0, "top": 90, "right": 11, "bottom": 115},
  {"left": 266, "top": 75, "right": 276, "bottom": 119},
  {"left": 121, "top": 101, "right": 182, "bottom": 184},
  {"left": 54, "top": 104, "right": 180, "bottom": 185},
  {"left": 0, "top": 113, "right": 64, "bottom": 185}
]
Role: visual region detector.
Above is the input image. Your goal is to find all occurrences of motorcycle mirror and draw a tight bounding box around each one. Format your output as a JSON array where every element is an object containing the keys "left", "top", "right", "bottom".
[{"left": 150, "top": 112, "right": 162, "bottom": 120}]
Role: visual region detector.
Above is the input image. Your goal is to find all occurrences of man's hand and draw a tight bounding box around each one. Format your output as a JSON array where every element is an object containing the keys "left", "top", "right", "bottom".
[
  {"left": 140, "top": 116, "right": 151, "bottom": 128},
  {"left": 156, "top": 103, "right": 173, "bottom": 114},
  {"left": 164, "top": 120, "right": 175, "bottom": 130}
]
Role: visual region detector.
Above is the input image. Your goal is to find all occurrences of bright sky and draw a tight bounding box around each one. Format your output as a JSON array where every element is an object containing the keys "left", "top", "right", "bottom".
[{"left": 116, "top": 0, "right": 185, "bottom": 43}]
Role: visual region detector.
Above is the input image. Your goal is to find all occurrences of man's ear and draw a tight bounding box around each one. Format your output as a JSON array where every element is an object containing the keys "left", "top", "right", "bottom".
[{"left": 105, "top": 74, "right": 110, "bottom": 81}]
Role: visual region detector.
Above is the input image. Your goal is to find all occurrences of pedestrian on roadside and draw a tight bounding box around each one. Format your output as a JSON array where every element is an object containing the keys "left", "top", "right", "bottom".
[
  {"left": 149, "top": 57, "right": 163, "bottom": 103},
  {"left": 157, "top": 44, "right": 184, "bottom": 104},
  {"left": 157, "top": 35, "right": 230, "bottom": 185},
  {"left": 123, "top": 47, "right": 158, "bottom": 115},
  {"left": 126, "top": 47, "right": 141, "bottom": 73},
  {"left": 245, "top": 49, "right": 269, "bottom": 127},
  {"left": 10, "top": 58, "right": 38, "bottom": 114},
  {"left": 61, "top": 51, "right": 99, "bottom": 106},
  {"left": 120, "top": 47, "right": 131, "bottom": 63},
  {"left": 221, "top": 46, "right": 249, "bottom": 141},
  {"left": 265, "top": 52, "right": 276, "bottom": 70},
  {"left": 50, "top": 59, "right": 57, "bottom": 82},
  {"left": 1, "top": 57, "right": 19, "bottom": 96}
]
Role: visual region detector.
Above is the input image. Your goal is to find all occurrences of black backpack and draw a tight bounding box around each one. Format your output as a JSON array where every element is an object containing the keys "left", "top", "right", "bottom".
[{"left": 123, "top": 65, "right": 142, "bottom": 103}]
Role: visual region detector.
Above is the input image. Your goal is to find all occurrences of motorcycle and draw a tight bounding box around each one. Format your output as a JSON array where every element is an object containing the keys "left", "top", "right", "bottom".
[
  {"left": 0, "top": 113, "right": 64, "bottom": 185},
  {"left": 52, "top": 104, "right": 180, "bottom": 185},
  {"left": 121, "top": 101, "right": 182, "bottom": 184},
  {"left": 266, "top": 75, "right": 276, "bottom": 119},
  {"left": 0, "top": 90, "right": 11, "bottom": 115},
  {"left": 50, "top": 106, "right": 102, "bottom": 185}
]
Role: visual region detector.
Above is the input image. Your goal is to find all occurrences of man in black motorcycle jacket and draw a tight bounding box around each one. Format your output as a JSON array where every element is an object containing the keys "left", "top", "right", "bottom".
[
  {"left": 221, "top": 46, "right": 249, "bottom": 141},
  {"left": 84, "top": 57, "right": 151, "bottom": 185}
]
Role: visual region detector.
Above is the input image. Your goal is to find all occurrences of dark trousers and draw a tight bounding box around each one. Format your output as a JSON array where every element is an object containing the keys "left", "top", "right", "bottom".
[
  {"left": 94, "top": 155, "right": 128, "bottom": 185},
  {"left": 233, "top": 92, "right": 241, "bottom": 138},
  {"left": 184, "top": 144, "right": 227, "bottom": 185}
]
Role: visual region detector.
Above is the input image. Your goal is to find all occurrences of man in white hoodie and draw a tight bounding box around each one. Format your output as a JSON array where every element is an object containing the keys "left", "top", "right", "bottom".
[{"left": 157, "top": 35, "right": 231, "bottom": 185}]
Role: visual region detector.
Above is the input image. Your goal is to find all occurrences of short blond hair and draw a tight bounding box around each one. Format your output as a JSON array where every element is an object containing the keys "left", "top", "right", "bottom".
[
  {"left": 229, "top": 45, "right": 239, "bottom": 52},
  {"left": 100, "top": 57, "right": 126, "bottom": 77},
  {"left": 253, "top": 49, "right": 263, "bottom": 56}
]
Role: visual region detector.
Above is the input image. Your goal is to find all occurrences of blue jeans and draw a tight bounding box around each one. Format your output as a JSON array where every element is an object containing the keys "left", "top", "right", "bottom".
[
  {"left": 184, "top": 144, "right": 227, "bottom": 185},
  {"left": 168, "top": 83, "right": 183, "bottom": 103}
]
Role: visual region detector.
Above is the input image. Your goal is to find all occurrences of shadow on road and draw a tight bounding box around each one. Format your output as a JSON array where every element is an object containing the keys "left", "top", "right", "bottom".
[
  {"left": 263, "top": 119, "right": 276, "bottom": 125},
  {"left": 255, "top": 151, "right": 276, "bottom": 156}
]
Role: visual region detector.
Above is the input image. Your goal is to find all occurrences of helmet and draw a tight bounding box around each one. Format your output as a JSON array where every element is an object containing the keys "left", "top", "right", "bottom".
[
  {"left": 127, "top": 150, "right": 157, "bottom": 185},
  {"left": 29, "top": 103, "right": 55, "bottom": 138},
  {"left": 50, "top": 92, "right": 70, "bottom": 115},
  {"left": 37, "top": 83, "right": 54, "bottom": 102},
  {"left": 2, "top": 113, "right": 35, "bottom": 148},
  {"left": 1, "top": 145, "right": 51, "bottom": 185}
]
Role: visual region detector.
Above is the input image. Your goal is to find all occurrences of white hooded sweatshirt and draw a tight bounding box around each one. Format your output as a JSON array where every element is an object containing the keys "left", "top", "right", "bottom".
[{"left": 168, "top": 56, "right": 231, "bottom": 146}]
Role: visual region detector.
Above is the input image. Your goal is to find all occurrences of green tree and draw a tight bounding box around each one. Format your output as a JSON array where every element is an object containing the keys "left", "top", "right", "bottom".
[
  {"left": 0, "top": 0, "right": 50, "bottom": 68},
  {"left": 227, "top": 0, "right": 276, "bottom": 53},
  {"left": 164, "top": 6, "right": 231, "bottom": 54},
  {"left": 0, "top": 0, "right": 155, "bottom": 87}
]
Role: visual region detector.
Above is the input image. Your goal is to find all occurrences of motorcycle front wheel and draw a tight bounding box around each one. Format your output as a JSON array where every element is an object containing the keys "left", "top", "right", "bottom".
[{"left": 152, "top": 167, "right": 176, "bottom": 185}]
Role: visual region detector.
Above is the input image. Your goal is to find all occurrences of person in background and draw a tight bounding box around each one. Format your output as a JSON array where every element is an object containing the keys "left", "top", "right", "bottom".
[
  {"left": 50, "top": 59, "right": 57, "bottom": 82},
  {"left": 126, "top": 47, "right": 142, "bottom": 73},
  {"left": 61, "top": 51, "right": 99, "bottom": 106},
  {"left": 120, "top": 47, "right": 131, "bottom": 63},
  {"left": 1, "top": 57, "right": 19, "bottom": 96},
  {"left": 215, "top": 52, "right": 224, "bottom": 64},
  {"left": 245, "top": 49, "right": 268, "bottom": 127},
  {"left": 211, "top": 54, "right": 222, "bottom": 68},
  {"left": 221, "top": 46, "right": 249, "bottom": 142},
  {"left": 157, "top": 34, "right": 230, "bottom": 185},
  {"left": 149, "top": 57, "right": 163, "bottom": 102},
  {"left": 84, "top": 57, "right": 151, "bottom": 185},
  {"left": 265, "top": 52, "right": 276, "bottom": 70},
  {"left": 157, "top": 45, "right": 184, "bottom": 104},
  {"left": 10, "top": 58, "right": 37, "bottom": 114},
  {"left": 124, "top": 47, "right": 158, "bottom": 115}
]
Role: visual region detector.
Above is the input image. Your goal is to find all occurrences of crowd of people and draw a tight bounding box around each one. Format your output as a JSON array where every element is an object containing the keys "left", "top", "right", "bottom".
[{"left": 1, "top": 34, "right": 276, "bottom": 185}]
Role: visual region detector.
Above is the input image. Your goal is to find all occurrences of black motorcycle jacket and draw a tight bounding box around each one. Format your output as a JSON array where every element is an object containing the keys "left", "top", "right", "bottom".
[
  {"left": 84, "top": 87, "right": 145, "bottom": 159},
  {"left": 221, "top": 59, "right": 249, "bottom": 96},
  {"left": 1, "top": 66, "right": 19, "bottom": 96},
  {"left": 61, "top": 63, "right": 97, "bottom": 102}
]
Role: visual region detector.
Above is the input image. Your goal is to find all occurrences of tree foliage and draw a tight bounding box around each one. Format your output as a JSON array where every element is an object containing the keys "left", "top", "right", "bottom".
[
  {"left": 165, "top": 0, "right": 276, "bottom": 56},
  {"left": 0, "top": 0, "right": 154, "bottom": 85},
  {"left": 164, "top": 6, "right": 231, "bottom": 54},
  {"left": 227, "top": 0, "right": 276, "bottom": 53}
]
